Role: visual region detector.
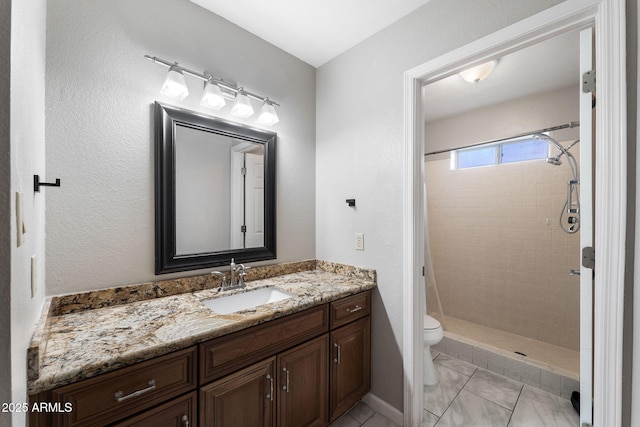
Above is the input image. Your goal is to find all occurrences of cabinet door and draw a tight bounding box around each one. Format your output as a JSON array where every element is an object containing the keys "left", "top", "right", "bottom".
[
  {"left": 112, "top": 391, "right": 196, "bottom": 427},
  {"left": 278, "top": 335, "right": 328, "bottom": 427},
  {"left": 330, "top": 317, "right": 371, "bottom": 422},
  {"left": 200, "top": 357, "right": 276, "bottom": 427}
]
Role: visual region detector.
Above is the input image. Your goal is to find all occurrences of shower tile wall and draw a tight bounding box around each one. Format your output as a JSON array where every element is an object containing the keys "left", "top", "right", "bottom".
[{"left": 426, "top": 154, "right": 581, "bottom": 351}]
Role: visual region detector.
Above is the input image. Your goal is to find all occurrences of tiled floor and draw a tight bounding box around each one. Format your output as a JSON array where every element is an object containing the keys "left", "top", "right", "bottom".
[
  {"left": 432, "top": 314, "right": 579, "bottom": 379},
  {"left": 330, "top": 401, "right": 400, "bottom": 427},
  {"left": 425, "top": 352, "right": 579, "bottom": 426},
  {"left": 330, "top": 351, "right": 579, "bottom": 427}
]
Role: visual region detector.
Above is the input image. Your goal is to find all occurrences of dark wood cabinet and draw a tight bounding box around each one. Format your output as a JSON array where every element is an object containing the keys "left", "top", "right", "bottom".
[
  {"left": 32, "top": 290, "right": 371, "bottom": 427},
  {"left": 112, "top": 391, "right": 196, "bottom": 427},
  {"left": 199, "top": 305, "right": 328, "bottom": 384},
  {"left": 200, "top": 357, "right": 276, "bottom": 427},
  {"left": 329, "top": 317, "right": 371, "bottom": 422},
  {"left": 277, "top": 335, "right": 329, "bottom": 427},
  {"left": 45, "top": 347, "right": 197, "bottom": 427}
]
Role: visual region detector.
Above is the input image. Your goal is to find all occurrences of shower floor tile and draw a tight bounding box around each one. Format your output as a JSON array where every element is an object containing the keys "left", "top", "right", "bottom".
[{"left": 433, "top": 314, "right": 579, "bottom": 379}]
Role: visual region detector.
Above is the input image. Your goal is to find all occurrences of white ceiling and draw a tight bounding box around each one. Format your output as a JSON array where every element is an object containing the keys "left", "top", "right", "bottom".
[
  {"left": 188, "top": 1, "right": 580, "bottom": 120},
  {"left": 423, "top": 30, "right": 580, "bottom": 121},
  {"left": 189, "top": 0, "right": 434, "bottom": 68}
]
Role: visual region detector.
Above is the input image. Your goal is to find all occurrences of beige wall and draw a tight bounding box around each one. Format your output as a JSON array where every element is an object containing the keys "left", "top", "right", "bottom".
[
  {"left": 426, "top": 146, "right": 581, "bottom": 351},
  {"left": 424, "top": 84, "right": 581, "bottom": 351}
]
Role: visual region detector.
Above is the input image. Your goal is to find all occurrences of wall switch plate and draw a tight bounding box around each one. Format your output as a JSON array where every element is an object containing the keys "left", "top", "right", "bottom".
[
  {"left": 31, "top": 255, "right": 37, "bottom": 298},
  {"left": 355, "top": 233, "right": 364, "bottom": 251}
]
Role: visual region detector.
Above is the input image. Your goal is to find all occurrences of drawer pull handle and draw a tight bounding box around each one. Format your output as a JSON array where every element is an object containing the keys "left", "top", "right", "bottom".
[
  {"left": 181, "top": 415, "right": 190, "bottom": 427},
  {"left": 334, "top": 343, "right": 341, "bottom": 364},
  {"left": 266, "top": 374, "right": 274, "bottom": 401},
  {"left": 114, "top": 379, "right": 156, "bottom": 402},
  {"left": 282, "top": 367, "right": 290, "bottom": 392},
  {"left": 346, "top": 305, "right": 362, "bottom": 313}
]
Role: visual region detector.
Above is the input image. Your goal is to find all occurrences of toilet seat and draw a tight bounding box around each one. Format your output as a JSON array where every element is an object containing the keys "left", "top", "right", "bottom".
[{"left": 424, "top": 314, "right": 441, "bottom": 330}]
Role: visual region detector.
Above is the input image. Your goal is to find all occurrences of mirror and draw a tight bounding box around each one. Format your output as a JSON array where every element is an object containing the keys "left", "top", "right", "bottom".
[{"left": 155, "top": 102, "right": 276, "bottom": 274}]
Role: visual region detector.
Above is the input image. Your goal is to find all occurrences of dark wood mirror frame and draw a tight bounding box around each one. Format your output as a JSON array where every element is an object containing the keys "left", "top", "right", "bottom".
[{"left": 155, "top": 101, "right": 276, "bottom": 274}]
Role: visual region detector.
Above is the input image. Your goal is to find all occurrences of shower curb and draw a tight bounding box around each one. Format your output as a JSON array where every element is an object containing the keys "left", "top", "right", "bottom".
[{"left": 433, "top": 335, "right": 580, "bottom": 400}]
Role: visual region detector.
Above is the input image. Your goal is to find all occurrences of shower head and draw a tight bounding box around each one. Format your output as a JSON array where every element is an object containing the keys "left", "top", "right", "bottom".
[{"left": 547, "top": 156, "right": 563, "bottom": 166}]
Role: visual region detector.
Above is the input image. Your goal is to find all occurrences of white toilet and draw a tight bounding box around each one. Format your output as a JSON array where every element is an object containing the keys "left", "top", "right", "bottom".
[{"left": 423, "top": 314, "right": 443, "bottom": 386}]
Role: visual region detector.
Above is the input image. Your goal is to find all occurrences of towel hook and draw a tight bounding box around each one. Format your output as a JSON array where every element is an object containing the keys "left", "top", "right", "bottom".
[{"left": 34, "top": 175, "right": 61, "bottom": 192}]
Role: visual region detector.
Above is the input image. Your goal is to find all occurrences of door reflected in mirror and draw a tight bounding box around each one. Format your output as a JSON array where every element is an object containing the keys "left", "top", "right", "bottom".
[{"left": 155, "top": 102, "right": 276, "bottom": 274}]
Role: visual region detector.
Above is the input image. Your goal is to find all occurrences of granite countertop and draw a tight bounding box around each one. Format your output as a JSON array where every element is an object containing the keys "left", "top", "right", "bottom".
[{"left": 28, "top": 263, "right": 376, "bottom": 395}]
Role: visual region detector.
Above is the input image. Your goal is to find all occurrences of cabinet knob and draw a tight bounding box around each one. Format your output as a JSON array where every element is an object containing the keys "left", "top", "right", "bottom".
[{"left": 181, "top": 415, "right": 190, "bottom": 427}]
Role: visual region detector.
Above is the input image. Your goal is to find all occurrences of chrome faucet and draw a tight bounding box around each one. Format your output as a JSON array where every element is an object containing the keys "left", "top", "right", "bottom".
[
  {"left": 230, "top": 258, "right": 249, "bottom": 289},
  {"left": 212, "top": 259, "right": 249, "bottom": 291},
  {"left": 211, "top": 271, "right": 227, "bottom": 289}
]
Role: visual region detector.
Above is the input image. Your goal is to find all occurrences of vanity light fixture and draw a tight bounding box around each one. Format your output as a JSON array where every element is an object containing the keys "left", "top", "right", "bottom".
[
  {"left": 230, "top": 90, "right": 255, "bottom": 118},
  {"left": 160, "top": 65, "right": 189, "bottom": 100},
  {"left": 145, "top": 55, "right": 280, "bottom": 125},
  {"left": 257, "top": 100, "right": 280, "bottom": 126},
  {"left": 458, "top": 60, "right": 497, "bottom": 83},
  {"left": 200, "top": 80, "right": 226, "bottom": 110}
]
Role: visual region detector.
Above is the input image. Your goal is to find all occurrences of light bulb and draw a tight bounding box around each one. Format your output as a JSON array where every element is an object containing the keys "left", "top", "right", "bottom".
[
  {"left": 231, "top": 91, "right": 254, "bottom": 118},
  {"left": 160, "top": 65, "right": 189, "bottom": 100},
  {"left": 257, "top": 101, "right": 279, "bottom": 126},
  {"left": 200, "top": 81, "right": 226, "bottom": 110}
]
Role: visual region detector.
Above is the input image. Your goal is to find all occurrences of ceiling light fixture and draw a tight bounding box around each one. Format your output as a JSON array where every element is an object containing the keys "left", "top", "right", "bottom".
[
  {"left": 458, "top": 60, "right": 497, "bottom": 83},
  {"left": 145, "top": 55, "right": 280, "bottom": 125}
]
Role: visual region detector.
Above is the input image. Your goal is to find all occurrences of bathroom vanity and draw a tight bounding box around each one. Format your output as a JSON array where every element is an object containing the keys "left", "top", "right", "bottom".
[{"left": 28, "top": 263, "right": 374, "bottom": 427}]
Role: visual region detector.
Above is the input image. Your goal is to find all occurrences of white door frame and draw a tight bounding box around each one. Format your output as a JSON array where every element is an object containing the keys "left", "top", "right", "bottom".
[{"left": 402, "top": 1, "right": 627, "bottom": 426}]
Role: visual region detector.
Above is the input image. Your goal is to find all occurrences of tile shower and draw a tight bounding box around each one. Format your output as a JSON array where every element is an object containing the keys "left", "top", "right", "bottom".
[{"left": 425, "top": 149, "right": 581, "bottom": 382}]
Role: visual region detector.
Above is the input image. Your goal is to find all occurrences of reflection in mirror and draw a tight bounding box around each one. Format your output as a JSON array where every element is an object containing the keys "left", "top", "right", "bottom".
[
  {"left": 155, "top": 102, "right": 276, "bottom": 274},
  {"left": 174, "top": 126, "right": 265, "bottom": 255}
]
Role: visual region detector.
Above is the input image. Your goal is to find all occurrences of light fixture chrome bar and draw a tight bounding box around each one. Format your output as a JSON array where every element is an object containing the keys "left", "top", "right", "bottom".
[
  {"left": 144, "top": 55, "right": 279, "bottom": 106},
  {"left": 424, "top": 121, "right": 580, "bottom": 156}
]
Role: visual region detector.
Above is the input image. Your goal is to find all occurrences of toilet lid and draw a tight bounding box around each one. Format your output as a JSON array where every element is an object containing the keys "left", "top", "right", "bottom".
[{"left": 424, "top": 315, "right": 441, "bottom": 330}]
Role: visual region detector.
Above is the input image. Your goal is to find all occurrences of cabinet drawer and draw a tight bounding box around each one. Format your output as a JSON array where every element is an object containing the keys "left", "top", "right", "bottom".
[
  {"left": 330, "top": 291, "right": 370, "bottom": 329},
  {"left": 112, "top": 391, "right": 196, "bottom": 427},
  {"left": 51, "top": 347, "right": 197, "bottom": 427},
  {"left": 200, "top": 304, "right": 328, "bottom": 384}
]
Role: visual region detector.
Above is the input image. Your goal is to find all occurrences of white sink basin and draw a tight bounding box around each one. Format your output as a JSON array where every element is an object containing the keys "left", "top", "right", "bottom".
[{"left": 202, "top": 288, "right": 294, "bottom": 315}]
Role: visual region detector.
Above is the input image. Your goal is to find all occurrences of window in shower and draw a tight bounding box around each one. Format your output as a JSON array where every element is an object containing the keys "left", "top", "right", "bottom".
[{"left": 451, "top": 136, "right": 548, "bottom": 170}]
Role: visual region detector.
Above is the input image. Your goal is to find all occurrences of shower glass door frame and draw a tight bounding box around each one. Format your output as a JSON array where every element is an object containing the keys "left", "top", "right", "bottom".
[{"left": 401, "top": 1, "right": 627, "bottom": 426}]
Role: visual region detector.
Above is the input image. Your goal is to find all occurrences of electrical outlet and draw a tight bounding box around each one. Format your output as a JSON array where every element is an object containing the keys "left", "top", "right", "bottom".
[{"left": 355, "top": 233, "right": 364, "bottom": 251}]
